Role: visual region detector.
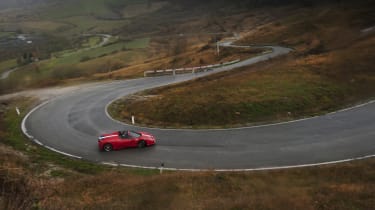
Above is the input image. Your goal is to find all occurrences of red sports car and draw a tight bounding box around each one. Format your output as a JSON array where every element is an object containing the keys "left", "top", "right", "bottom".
[{"left": 98, "top": 130, "right": 156, "bottom": 152}]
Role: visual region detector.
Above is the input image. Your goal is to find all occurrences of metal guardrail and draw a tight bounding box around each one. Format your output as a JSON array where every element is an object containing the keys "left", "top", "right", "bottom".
[{"left": 144, "top": 59, "right": 240, "bottom": 77}]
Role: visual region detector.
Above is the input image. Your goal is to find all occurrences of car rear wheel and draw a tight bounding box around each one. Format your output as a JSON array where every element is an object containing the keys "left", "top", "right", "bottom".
[
  {"left": 138, "top": 140, "right": 146, "bottom": 148},
  {"left": 103, "top": 144, "right": 113, "bottom": 152}
]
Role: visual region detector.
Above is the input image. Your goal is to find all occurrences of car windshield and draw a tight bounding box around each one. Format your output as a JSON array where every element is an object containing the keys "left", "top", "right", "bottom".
[{"left": 128, "top": 131, "right": 141, "bottom": 138}]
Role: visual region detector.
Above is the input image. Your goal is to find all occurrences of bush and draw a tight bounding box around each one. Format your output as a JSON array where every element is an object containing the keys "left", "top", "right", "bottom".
[
  {"left": 51, "top": 65, "right": 87, "bottom": 80},
  {"left": 80, "top": 56, "right": 91, "bottom": 62}
]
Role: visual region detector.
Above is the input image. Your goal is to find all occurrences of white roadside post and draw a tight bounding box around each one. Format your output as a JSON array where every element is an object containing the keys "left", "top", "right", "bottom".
[
  {"left": 160, "top": 163, "right": 164, "bottom": 174},
  {"left": 16, "top": 107, "right": 20, "bottom": 116},
  {"left": 132, "top": 116, "right": 135, "bottom": 125},
  {"left": 217, "top": 41, "right": 220, "bottom": 56}
]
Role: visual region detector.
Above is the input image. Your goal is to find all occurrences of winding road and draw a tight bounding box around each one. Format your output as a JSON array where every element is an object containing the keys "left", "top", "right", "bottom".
[{"left": 22, "top": 44, "right": 375, "bottom": 170}]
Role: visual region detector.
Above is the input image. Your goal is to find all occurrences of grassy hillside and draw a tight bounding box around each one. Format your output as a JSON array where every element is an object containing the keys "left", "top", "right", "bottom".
[
  {"left": 0, "top": 37, "right": 152, "bottom": 92},
  {"left": 39, "top": 0, "right": 138, "bottom": 19},
  {"left": 0, "top": 31, "right": 263, "bottom": 93},
  {"left": 0, "top": 0, "right": 169, "bottom": 36},
  {"left": 0, "top": 0, "right": 152, "bottom": 18},
  {"left": 109, "top": 1, "right": 375, "bottom": 128},
  {"left": 0, "top": 59, "right": 17, "bottom": 74}
]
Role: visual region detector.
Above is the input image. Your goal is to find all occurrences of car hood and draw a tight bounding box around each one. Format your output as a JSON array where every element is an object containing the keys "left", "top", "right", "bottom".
[{"left": 140, "top": 132, "right": 155, "bottom": 140}]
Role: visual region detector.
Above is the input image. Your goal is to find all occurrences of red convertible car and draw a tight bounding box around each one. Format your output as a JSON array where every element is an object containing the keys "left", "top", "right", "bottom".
[{"left": 98, "top": 130, "right": 156, "bottom": 152}]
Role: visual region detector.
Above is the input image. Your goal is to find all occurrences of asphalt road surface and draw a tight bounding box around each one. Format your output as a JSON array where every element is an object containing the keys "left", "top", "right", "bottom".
[{"left": 23, "top": 46, "right": 375, "bottom": 170}]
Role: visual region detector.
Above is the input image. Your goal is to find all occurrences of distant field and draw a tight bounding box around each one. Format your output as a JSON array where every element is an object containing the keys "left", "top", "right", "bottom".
[
  {"left": 59, "top": 16, "right": 128, "bottom": 35},
  {"left": 81, "top": 36, "right": 101, "bottom": 48},
  {"left": 122, "top": 37, "right": 150, "bottom": 49},
  {"left": 53, "top": 0, "right": 113, "bottom": 18},
  {"left": 0, "top": 17, "right": 127, "bottom": 36},
  {"left": 58, "top": 37, "right": 149, "bottom": 62},
  {"left": 0, "top": 59, "right": 17, "bottom": 74},
  {"left": 122, "top": 1, "right": 168, "bottom": 18},
  {"left": 18, "top": 21, "right": 69, "bottom": 32},
  {"left": 0, "top": 0, "right": 157, "bottom": 36},
  {"left": 77, "top": 50, "right": 150, "bottom": 75},
  {"left": 51, "top": 38, "right": 149, "bottom": 64},
  {"left": 0, "top": 31, "right": 15, "bottom": 39},
  {"left": 0, "top": 37, "right": 151, "bottom": 92},
  {"left": 39, "top": 0, "right": 147, "bottom": 19}
]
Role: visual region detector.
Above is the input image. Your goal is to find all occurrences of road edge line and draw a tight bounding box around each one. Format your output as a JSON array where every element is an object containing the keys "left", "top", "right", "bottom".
[{"left": 21, "top": 100, "right": 83, "bottom": 160}]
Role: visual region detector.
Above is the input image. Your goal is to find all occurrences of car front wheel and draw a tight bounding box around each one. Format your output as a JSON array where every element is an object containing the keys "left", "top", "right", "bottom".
[{"left": 103, "top": 144, "right": 113, "bottom": 152}]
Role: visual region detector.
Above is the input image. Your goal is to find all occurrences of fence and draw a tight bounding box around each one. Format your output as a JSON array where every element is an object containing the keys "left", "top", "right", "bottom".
[{"left": 144, "top": 59, "right": 240, "bottom": 77}]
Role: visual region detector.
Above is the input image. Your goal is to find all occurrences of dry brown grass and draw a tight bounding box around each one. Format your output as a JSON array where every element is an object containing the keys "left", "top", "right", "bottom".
[
  {"left": 25, "top": 158, "right": 374, "bottom": 210},
  {"left": 95, "top": 36, "right": 264, "bottom": 80},
  {"left": 109, "top": 2, "right": 375, "bottom": 128}
]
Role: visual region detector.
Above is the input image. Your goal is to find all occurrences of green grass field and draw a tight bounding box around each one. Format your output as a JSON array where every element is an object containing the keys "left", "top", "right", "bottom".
[
  {"left": 0, "top": 0, "right": 154, "bottom": 36},
  {"left": 0, "top": 59, "right": 17, "bottom": 74},
  {"left": 18, "top": 21, "right": 70, "bottom": 32},
  {"left": 0, "top": 31, "right": 15, "bottom": 39},
  {"left": 49, "top": 38, "right": 149, "bottom": 66},
  {"left": 39, "top": 0, "right": 147, "bottom": 19},
  {"left": 81, "top": 36, "right": 102, "bottom": 48},
  {"left": 59, "top": 16, "right": 129, "bottom": 35},
  {"left": 0, "top": 37, "right": 150, "bottom": 93}
]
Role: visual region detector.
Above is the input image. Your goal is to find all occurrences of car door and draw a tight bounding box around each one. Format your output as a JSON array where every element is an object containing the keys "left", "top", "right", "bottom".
[
  {"left": 127, "top": 132, "right": 138, "bottom": 147},
  {"left": 116, "top": 132, "right": 130, "bottom": 149},
  {"left": 119, "top": 131, "right": 137, "bottom": 148},
  {"left": 127, "top": 131, "right": 141, "bottom": 147}
]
